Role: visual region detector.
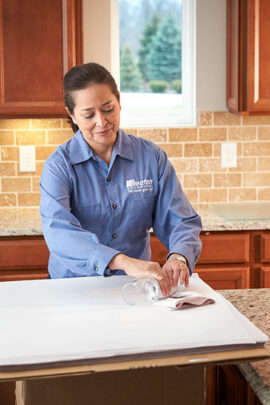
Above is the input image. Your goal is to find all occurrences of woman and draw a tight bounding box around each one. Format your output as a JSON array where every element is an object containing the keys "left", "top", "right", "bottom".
[{"left": 40, "top": 62, "right": 202, "bottom": 296}]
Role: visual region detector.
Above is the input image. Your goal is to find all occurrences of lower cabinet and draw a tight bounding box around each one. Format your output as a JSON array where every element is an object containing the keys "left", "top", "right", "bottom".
[{"left": 206, "top": 365, "right": 262, "bottom": 405}]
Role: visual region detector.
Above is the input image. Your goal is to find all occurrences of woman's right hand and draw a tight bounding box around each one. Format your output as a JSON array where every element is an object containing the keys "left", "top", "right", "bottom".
[{"left": 109, "top": 254, "right": 171, "bottom": 296}]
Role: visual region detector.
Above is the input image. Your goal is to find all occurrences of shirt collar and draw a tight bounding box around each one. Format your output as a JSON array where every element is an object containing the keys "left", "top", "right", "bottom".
[{"left": 69, "top": 129, "right": 135, "bottom": 165}]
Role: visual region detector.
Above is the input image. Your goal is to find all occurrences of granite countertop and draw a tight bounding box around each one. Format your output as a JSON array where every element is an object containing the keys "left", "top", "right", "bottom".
[
  {"left": 0, "top": 204, "right": 269, "bottom": 236},
  {"left": 0, "top": 203, "right": 270, "bottom": 236},
  {"left": 220, "top": 289, "right": 270, "bottom": 405}
]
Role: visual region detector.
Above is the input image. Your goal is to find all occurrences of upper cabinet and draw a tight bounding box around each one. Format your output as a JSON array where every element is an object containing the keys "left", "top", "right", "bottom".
[
  {"left": 227, "top": 0, "right": 270, "bottom": 114},
  {"left": 0, "top": 0, "right": 82, "bottom": 117}
]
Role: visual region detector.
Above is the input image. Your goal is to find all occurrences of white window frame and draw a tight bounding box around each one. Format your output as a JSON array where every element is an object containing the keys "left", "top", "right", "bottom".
[
  {"left": 83, "top": 0, "right": 196, "bottom": 127},
  {"left": 117, "top": 0, "right": 196, "bottom": 128}
]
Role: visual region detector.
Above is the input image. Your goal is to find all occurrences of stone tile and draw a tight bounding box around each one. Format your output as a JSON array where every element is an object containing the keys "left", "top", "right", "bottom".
[
  {"left": 1, "top": 147, "right": 19, "bottom": 161},
  {"left": 199, "top": 127, "right": 226, "bottom": 141},
  {"left": 169, "top": 128, "right": 198, "bottom": 142},
  {"left": 199, "top": 158, "right": 226, "bottom": 172},
  {"left": 214, "top": 173, "right": 241, "bottom": 187},
  {"left": 198, "top": 112, "right": 213, "bottom": 126},
  {"left": 228, "top": 188, "right": 257, "bottom": 201},
  {"left": 243, "top": 173, "right": 270, "bottom": 187},
  {"left": 184, "top": 143, "right": 212, "bottom": 157},
  {"left": 214, "top": 112, "right": 241, "bottom": 126},
  {"left": 243, "top": 115, "right": 270, "bottom": 125},
  {"left": 18, "top": 192, "right": 40, "bottom": 206},
  {"left": 243, "top": 142, "right": 270, "bottom": 156},
  {"left": 47, "top": 130, "right": 73, "bottom": 144},
  {"left": 2, "top": 177, "right": 31, "bottom": 192},
  {"left": 31, "top": 119, "right": 61, "bottom": 129},
  {"left": 258, "top": 158, "right": 270, "bottom": 171},
  {"left": 199, "top": 189, "right": 227, "bottom": 203},
  {"left": 36, "top": 146, "right": 56, "bottom": 160},
  {"left": 258, "top": 126, "right": 270, "bottom": 140},
  {"left": 32, "top": 177, "right": 41, "bottom": 191},
  {"left": 0, "top": 131, "right": 15, "bottom": 145},
  {"left": 183, "top": 174, "right": 212, "bottom": 188},
  {"left": 0, "top": 194, "right": 16, "bottom": 207},
  {"left": 169, "top": 158, "right": 198, "bottom": 172},
  {"left": 16, "top": 131, "right": 46, "bottom": 145},
  {"left": 139, "top": 129, "right": 167, "bottom": 142},
  {"left": 0, "top": 162, "right": 16, "bottom": 176},
  {"left": 0, "top": 119, "right": 30, "bottom": 129},
  {"left": 258, "top": 188, "right": 270, "bottom": 200},
  {"left": 229, "top": 158, "right": 257, "bottom": 172},
  {"left": 158, "top": 143, "right": 182, "bottom": 157},
  {"left": 228, "top": 127, "right": 256, "bottom": 141},
  {"left": 183, "top": 189, "right": 198, "bottom": 203}
]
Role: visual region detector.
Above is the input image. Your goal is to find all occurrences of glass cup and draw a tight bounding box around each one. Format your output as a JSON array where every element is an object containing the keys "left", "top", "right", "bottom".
[{"left": 122, "top": 277, "right": 160, "bottom": 306}]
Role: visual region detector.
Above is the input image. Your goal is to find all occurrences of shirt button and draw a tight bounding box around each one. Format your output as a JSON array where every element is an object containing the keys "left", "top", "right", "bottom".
[
  {"left": 106, "top": 176, "right": 111, "bottom": 182},
  {"left": 112, "top": 233, "right": 116, "bottom": 239},
  {"left": 95, "top": 267, "right": 98, "bottom": 272},
  {"left": 112, "top": 204, "right": 117, "bottom": 209}
]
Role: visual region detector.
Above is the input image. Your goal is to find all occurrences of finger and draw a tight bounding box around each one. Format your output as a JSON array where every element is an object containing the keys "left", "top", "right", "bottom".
[
  {"left": 173, "top": 267, "right": 180, "bottom": 286},
  {"left": 185, "top": 270, "right": 190, "bottom": 287},
  {"left": 165, "top": 267, "right": 174, "bottom": 287},
  {"left": 180, "top": 266, "right": 187, "bottom": 285},
  {"left": 158, "top": 279, "right": 167, "bottom": 296}
]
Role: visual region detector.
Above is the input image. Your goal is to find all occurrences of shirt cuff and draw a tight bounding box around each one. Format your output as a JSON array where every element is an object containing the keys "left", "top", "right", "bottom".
[{"left": 87, "top": 244, "right": 120, "bottom": 277}]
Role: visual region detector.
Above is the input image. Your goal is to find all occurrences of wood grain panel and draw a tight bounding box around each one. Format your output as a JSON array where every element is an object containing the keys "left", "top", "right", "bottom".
[
  {"left": 260, "top": 266, "right": 270, "bottom": 288},
  {"left": 247, "top": 0, "right": 270, "bottom": 112},
  {"left": 0, "top": 0, "right": 82, "bottom": 116},
  {"left": 0, "top": 238, "right": 49, "bottom": 270},
  {"left": 198, "top": 233, "right": 249, "bottom": 264},
  {"left": 260, "top": 234, "right": 270, "bottom": 262},
  {"left": 194, "top": 266, "right": 250, "bottom": 290}
]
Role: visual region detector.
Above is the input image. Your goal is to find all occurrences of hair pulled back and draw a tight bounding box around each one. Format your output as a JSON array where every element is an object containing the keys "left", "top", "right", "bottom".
[{"left": 64, "top": 63, "right": 120, "bottom": 133}]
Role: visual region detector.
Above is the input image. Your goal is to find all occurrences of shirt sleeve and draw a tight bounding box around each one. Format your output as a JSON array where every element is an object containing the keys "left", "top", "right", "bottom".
[
  {"left": 152, "top": 148, "right": 202, "bottom": 273},
  {"left": 40, "top": 154, "right": 120, "bottom": 278}
]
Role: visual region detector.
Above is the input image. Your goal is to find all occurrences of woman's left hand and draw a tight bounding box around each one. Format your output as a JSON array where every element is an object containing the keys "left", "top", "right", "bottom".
[{"left": 162, "top": 259, "right": 190, "bottom": 288}]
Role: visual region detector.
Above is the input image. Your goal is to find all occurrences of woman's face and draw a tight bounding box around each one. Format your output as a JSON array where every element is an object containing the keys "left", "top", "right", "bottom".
[{"left": 69, "top": 83, "right": 121, "bottom": 150}]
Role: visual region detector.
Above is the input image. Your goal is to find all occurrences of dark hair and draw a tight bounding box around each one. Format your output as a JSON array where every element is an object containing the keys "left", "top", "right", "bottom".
[{"left": 63, "top": 63, "right": 120, "bottom": 133}]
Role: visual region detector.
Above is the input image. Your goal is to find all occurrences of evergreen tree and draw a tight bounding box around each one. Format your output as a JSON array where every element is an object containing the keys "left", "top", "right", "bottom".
[
  {"left": 137, "top": 14, "right": 160, "bottom": 81},
  {"left": 146, "top": 15, "right": 181, "bottom": 84},
  {"left": 120, "top": 45, "right": 143, "bottom": 91}
]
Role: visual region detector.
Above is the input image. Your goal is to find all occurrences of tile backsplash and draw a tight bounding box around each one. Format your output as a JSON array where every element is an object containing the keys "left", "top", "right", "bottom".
[{"left": 0, "top": 111, "right": 270, "bottom": 208}]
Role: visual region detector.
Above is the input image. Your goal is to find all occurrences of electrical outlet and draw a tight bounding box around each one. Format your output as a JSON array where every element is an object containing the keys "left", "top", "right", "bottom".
[
  {"left": 221, "top": 143, "right": 237, "bottom": 168},
  {"left": 19, "top": 146, "right": 36, "bottom": 172}
]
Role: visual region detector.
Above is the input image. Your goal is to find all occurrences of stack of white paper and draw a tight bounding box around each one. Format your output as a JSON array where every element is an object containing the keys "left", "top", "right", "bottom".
[{"left": 0, "top": 274, "right": 267, "bottom": 370}]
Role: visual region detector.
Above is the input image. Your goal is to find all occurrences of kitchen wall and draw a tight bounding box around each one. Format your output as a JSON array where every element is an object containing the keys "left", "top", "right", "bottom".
[{"left": 0, "top": 112, "right": 270, "bottom": 208}]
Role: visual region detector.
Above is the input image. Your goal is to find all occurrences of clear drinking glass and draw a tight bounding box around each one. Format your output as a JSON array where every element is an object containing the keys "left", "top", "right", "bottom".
[{"left": 122, "top": 277, "right": 160, "bottom": 305}]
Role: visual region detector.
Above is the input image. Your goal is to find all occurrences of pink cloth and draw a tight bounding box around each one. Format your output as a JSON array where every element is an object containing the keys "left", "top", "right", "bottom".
[{"left": 155, "top": 291, "right": 215, "bottom": 310}]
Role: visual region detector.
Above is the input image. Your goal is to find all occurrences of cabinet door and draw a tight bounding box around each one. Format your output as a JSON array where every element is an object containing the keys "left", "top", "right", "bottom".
[
  {"left": 0, "top": 0, "right": 82, "bottom": 117},
  {"left": 247, "top": 0, "right": 270, "bottom": 112},
  {"left": 194, "top": 266, "right": 250, "bottom": 290},
  {"left": 260, "top": 266, "right": 270, "bottom": 288}
]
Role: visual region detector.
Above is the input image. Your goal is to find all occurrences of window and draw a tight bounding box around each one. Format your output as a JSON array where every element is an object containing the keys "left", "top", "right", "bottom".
[{"left": 118, "top": 0, "right": 195, "bottom": 127}]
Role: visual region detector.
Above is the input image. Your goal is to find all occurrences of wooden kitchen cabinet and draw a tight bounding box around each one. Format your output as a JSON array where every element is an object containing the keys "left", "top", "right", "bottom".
[
  {"left": 227, "top": 0, "right": 270, "bottom": 114},
  {"left": 259, "top": 233, "right": 270, "bottom": 287},
  {"left": 0, "top": 0, "right": 82, "bottom": 117},
  {"left": 0, "top": 236, "right": 49, "bottom": 281}
]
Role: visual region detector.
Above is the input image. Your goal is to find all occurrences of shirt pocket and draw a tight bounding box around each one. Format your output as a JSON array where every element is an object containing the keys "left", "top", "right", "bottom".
[
  {"left": 127, "top": 193, "right": 156, "bottom": 231},
  {"left": 71, "top": 203, "right": 101, "bottom": 236}
]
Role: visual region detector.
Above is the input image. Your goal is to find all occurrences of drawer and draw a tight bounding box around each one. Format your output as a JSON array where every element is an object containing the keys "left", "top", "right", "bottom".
[
  {"left": 194, "top": 266, "right": 250, "bottom": 290},
  {"left": 0, "top": 238, "right": 49, "bottom": 270},
  {"left": 198, "top": 233, "right": 249, "bottom": 264}
]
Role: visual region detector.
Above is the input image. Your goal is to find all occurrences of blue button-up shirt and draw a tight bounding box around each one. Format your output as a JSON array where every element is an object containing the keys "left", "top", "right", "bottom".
[{"left": 40, "top": 129, "right": 202, "bottom": 278}]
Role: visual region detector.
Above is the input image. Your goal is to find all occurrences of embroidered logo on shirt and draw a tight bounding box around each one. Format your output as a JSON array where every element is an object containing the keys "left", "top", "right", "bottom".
[{"left": 126, "top": 179, "right": 153, "bottom": 193}]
